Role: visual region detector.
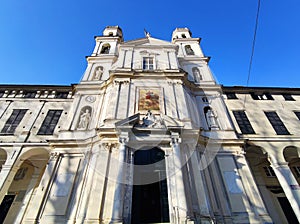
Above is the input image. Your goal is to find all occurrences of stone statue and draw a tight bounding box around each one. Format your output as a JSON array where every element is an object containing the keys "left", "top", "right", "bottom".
[
  {"left": 93, "top": 67, "right": 103, "bottom": 80},
  {"left": 77, "top": 109, "right": 91, "bottom": 130},
  {"left": 141, "top": 110, "right": 164, "bottom": 128},
  {"left": 205, "top": 107, "right": 218, "bottom": 129}
]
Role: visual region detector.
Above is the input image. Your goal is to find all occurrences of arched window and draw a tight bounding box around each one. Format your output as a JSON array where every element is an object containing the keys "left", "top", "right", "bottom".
[
  {"left": 181, "top": 34, "right": 186, "bottom": 38},
  {"left": 192, "top": 67, "right": 202, "bottom": 84},
  {"left": 185, "top": 45, "right": 194, "bottom": 55},
  {"left": 93, "top": 66, "right": 103, "bottom": 80},
  {"left": 100, "top": 43, "right": 110, "bottom": 54}
]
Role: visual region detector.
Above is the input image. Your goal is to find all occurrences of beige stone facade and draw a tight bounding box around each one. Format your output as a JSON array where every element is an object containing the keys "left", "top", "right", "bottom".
[
  {"left": 223, "top": 87, "right": 300, "bottom": 223},
  {"left": 0, "top": 26, "right": 297, "bottom": 223}
]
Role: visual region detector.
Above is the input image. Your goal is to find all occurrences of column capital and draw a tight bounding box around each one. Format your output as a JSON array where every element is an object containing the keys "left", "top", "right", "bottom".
[
  {"left": 49, "top": 152, "right": 59, "bottom": 160},
  {"left": 102, "top": 142, "right": 118, "bottom": 151}
]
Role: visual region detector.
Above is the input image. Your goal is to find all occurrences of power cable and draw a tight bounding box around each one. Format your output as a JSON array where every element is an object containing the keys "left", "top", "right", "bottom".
[{"left": 243, "top": 0, "right": 261, "bottom": 108}]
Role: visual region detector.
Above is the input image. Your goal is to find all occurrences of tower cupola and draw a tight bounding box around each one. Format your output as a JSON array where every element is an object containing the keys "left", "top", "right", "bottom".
[
  {"left": 172, "top": 28, "right": 192, "bottom": 40},
  {"left": 103, "top": 26, "right": 123, "bottom": 40}
]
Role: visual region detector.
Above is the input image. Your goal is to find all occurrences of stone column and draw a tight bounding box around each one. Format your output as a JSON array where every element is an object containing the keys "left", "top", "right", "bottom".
[
  {"left": 170, "top": 132, "right": 189, "bottom": 223},
  {"left": 0, "top": 147, "right": 21, "bottom": 202},
  {"left": 111, "top": 133, "right": 128, "bottom": 223},
  {"left": 269, "top": 155, "right": 300, "bottom": 223},
  {"left": 235, "top": 152, "right": 272, "bottom": 223},
  {"left": 23, "top": 152, "right": 60, "bottom": 222},
  {"left": 15, "top": 171, "right": 41, "bottom": 224}
]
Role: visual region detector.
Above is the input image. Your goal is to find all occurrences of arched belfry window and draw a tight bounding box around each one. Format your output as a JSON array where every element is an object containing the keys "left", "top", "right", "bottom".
[
  {"left": 192, "top": 67, "right": 202, "bottom": 84},
  {"left": 185, "top": 45, "right": 194, "bottom": 55},
  {"left": 100, "top": 43, "right": 110, "bottom": 54},
  {"left": 93, "top": 66, "right": 103, "bottom": 80}
]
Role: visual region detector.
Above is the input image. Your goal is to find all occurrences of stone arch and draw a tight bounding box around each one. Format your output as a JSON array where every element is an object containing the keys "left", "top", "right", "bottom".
[
  {"left": 283, "top": 146, "right": 300, "bottom": 184},
  {"left": 100, "top": 43, "right": 110, "bottom": 54},
  {"left": 0, "top": 148, "right": 49, "bottom": 223},
  {"left": 283, "top": 146, "right": 300, "bottom": 162},
  {"left": 245, "top": 145, "right": 299, "bottom": 223},
  {"left": 0, "top": 148, "right": 7, "bottom": 172}
]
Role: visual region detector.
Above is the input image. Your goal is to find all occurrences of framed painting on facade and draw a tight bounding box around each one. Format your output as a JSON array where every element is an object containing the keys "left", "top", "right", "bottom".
[{"left": 137, "top": 88, "right": 162, "bottom": 113}]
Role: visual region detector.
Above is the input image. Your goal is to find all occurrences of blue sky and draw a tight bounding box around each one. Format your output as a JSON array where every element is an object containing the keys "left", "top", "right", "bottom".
[{"left": 0, "top": 0, "right": 299, "bottom": 87}]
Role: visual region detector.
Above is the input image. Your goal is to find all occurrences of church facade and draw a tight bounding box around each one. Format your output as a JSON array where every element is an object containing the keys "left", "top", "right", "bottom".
[{"left": 0, "top": 26, "right": 299, "bottom": 223}]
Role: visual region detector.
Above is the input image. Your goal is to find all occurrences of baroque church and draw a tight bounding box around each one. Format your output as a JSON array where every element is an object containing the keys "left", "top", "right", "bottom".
[{"left": 0, "top": 26, "right": 299, "bottom": 224}]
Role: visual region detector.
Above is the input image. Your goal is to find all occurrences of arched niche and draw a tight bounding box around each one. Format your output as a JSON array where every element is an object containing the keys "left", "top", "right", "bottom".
[
  {"left": 204, "top": 106, "right": 218, "bottom": 130},
  {"left": 77, "top": 106, "right": 92, "bottom": 130},
  {"left": 93, "top": 66, "right": 103, "bottom": 80},
  {"left": 192, "top": 67, "right": 202, "bottom": 84}
]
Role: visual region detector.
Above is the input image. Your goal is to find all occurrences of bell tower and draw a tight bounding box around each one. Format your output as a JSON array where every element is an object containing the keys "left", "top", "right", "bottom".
[{"left": 81, "top": 26, "right": 123, "bottom": 82}]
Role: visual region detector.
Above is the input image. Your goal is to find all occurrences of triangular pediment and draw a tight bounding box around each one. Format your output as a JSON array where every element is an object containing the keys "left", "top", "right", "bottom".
[
  {"left": 115, "top": 113, "right": 140, "bottom": 128},
  {"left": 123, "top": 37, "right": 176, "bottom": 47},
  {"left": 115, "top": 112, "right": 183, "bottom": 130}
]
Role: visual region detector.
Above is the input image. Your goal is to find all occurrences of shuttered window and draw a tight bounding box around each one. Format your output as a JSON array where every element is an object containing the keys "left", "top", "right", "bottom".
[
  {"left": 232, "top": 110, "right": 255, "bottom": 134},
  {"left": 37, "top": 110, "right": 62, "bottom": 135},
  {"left": 264, "top": 111, "right": 290, "bottom": 135},
  {"left": 1, "top": 109, "right": 27, "bottom": 134}
]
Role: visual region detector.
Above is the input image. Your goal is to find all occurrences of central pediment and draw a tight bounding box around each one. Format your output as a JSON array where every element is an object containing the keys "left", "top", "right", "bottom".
[
  {"left": 115, "top": 112, "right": 184, "bottom": 131},
  {"left": 122, "top": 37, "right": 177, "bottom": 47}
]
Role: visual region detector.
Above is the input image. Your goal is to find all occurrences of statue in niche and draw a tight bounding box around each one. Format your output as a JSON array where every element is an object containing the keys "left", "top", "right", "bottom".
[
  {"left": 77, "top": 108, "right": 91, "bottom": 130},
  {"left": 204, "top": 107, "right": 218, "bottom": 130},
  {"left": 192, "top": 67, "right": 202, "bottom": 83},
  {"left": 93, "top": 66, "right": 103, "bottom": 80}
]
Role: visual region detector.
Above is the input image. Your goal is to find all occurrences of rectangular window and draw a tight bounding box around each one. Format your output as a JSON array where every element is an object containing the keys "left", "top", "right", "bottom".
[
  {"left": 263, "top": 166, "right": 276, "bottom": 177},
  {"left": 232, "top": 110, "right": 255, "bottom": 134},
  {"left": 294, "top": 111, "right": 300, "bottom": 120},
  {"left": 143, "top": 57, "right": 154, "bottom": 70},
  {"left": 282, "top": 94, "right": 295, "bottom": 101},
  {"left": 24, "top": 91, "right": 36, "bottom": 98},
  {"left": 264, "top": 111, "right": 290, "bottom": 135},
  {"left": 55, "top": 92, "right": 69, "bottom": 99},
  {"left": 225, "top": 92, "right": 238, "bottom": 99},
  {"left": 293, "top": 167, "right": 300, "bottom": 177},
  {"left": 1, "top": 109, "right": 27, "bottom": 134},
  {"left": 250, "top": 92, "right": 273, "bottom": 100},
  {"left": 37, "top": 110, "right": 62, "bottom": 135}
]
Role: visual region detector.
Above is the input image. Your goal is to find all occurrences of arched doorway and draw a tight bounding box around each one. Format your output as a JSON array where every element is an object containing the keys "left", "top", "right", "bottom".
[
  {"left": 245, "top": 146, "right": 298, "bottom": 224},
  {"left": 0, "top": 148, "right": 49, "bottom": 224},
  {"left": 131, "top": 147, "right": 170, "bottom": 223}
]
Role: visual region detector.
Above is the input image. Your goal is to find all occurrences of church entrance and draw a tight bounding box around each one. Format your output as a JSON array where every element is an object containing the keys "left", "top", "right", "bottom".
[{"left": 131, "top": 148, "right": 170, "bottom": 224}]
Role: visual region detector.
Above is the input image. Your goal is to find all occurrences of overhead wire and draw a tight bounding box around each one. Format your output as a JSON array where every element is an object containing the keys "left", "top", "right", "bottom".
[{"left": 243, "top": 0, "right": 261, "bottom": 108}]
